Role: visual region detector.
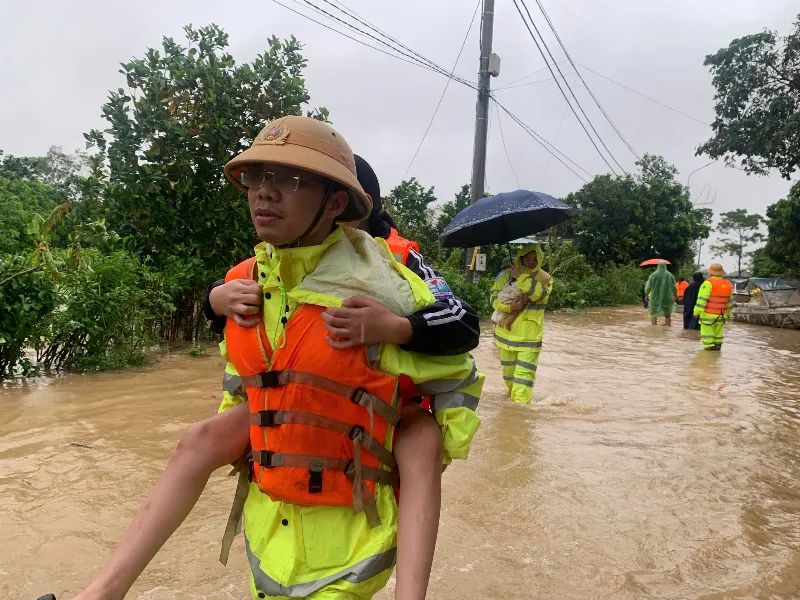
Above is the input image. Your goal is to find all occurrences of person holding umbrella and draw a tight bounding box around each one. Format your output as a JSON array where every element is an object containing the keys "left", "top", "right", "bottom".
[
  {"left": 644, "top": 261, "right": 676, "bottom": 326},
  {"left": 490, "top": 243, "right": 553, "bottom": 404}
]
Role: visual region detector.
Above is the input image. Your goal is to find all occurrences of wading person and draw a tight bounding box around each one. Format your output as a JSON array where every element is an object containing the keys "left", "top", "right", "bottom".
[
  {"left": 66, "top": 116, "right": 482, "bottom": 600},
  {"left": 682, "top": 271, "right": 704, "bottom": 330},
  {"left": 489, "top": 243, "right": 552, "bottom": 405},
  {"left": 693, "top": 263, "right": 733, "bottom": 350},
  {"left": 644, "top": 261, "right": 676, "bottom": 326}
]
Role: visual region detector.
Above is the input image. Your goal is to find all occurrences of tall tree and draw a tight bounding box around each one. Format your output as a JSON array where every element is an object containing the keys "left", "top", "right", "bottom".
[
  {"left": 85, "top": 24, "right": 325, "bottom": 340},
  {"left": 711, "top": 209, "right": 765, "bottom": 275},
  {"left": 763, "top": 181, "right": 800, "bottom": 274},
  {"left": 563, "top": 154, "right": 710, "bottom": 266},
  {"left": 697, "top": 15, "right": 800, "bottom": 179},
  {"left": 385, "top": 178, "right": 439, "bottom": 257}
]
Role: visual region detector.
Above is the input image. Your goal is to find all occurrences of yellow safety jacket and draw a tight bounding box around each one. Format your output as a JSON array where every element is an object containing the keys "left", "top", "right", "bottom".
[
  {"left": 693, "top": 276, "right": 733, "bottom": 322},
  {"left": 489, "top": 243, "right": 553, "bottom": 351},
  {"left": 219, "top": 226, "right": 483, "bottom": 599}
]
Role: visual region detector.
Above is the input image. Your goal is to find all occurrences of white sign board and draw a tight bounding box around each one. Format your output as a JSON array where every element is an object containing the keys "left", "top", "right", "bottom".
[{"left": 475, "top": 253, "right": 487, "bottom": 272}]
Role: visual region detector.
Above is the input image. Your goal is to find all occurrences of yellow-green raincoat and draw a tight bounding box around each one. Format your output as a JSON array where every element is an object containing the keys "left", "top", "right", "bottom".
[
  {"left": 489, "top": 243, "right": 552, "bottom": 404},
  {"left": 219, "top": 227, "right": 483, "bottom": 599}
]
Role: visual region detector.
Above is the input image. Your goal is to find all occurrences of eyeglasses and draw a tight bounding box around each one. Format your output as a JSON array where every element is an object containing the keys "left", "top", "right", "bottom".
[{"left": 239, "top": 166, "right": 325, "bottom": 193}]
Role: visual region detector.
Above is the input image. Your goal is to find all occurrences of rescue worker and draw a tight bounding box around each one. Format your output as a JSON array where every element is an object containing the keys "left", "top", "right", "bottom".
[
  {"left": 693, "top": 263, "right": 733, "bottom": 351},
  {"left": 676, "top": 277, "right": 689, "bottom": 305},
  {"left": 67, "top": 116, "right": 482, "bottom": 600},
  {"left": 203, "top": 155, "right": 479, "bottom": 356},
  {"left": 645, "top": 261, "right": 676, "bottom": 326},
  {"left": 682, "top": 271, "right": 704, "bottom": 330},
  {"left": 489, "top": 243, "right": 552, "bottom": 404}
]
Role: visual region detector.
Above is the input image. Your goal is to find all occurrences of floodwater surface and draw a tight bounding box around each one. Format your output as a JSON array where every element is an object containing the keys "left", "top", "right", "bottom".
[{"left": 2, "top": 307, "right": 800, "bottom": 599}]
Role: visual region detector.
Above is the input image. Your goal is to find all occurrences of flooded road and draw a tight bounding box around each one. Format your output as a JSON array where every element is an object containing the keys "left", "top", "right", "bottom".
[{"left": 3, "top": 306, "right": 800, "bottom": 599}]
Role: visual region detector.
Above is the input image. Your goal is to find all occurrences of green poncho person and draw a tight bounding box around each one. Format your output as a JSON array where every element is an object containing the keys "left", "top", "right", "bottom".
[{"left": 644, "top": 261, "right": 676, "bottom": 319}]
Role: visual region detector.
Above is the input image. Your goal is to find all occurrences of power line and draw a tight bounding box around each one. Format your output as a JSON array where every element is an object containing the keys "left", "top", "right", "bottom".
[
  {"left": 272, "top": 0, "right": 477, "bottom": 90},
  {"left": 494, "top": 73, "right": 571, "bottom": 91},
  {"left": 494, "top": 101, "right": 521, "bottom": 188},
  {"left": 271, "top": 0, "right": 443, "bottom": 74},
  {"left": 493, "top": 61, "right": 568, "bottom": 90},
  {"left": 532, "top": 0, "right": 640, "bottom": 160},
  {"left": 404, "top": 0, "right": 481, "bottom": 177},
  {"left": 575, "top": 62, "right": 711, "bottom": 126},
  {"left": 517, "top": 0, "right": 627, "bottom": 175},
  {"left": 511, "top": 0, "right": 624, "bottom": 175},
  {"left": 492, "top": 96, "right": 590, "bottom": 183},
  {"left": 319, "top": 0, "right": 477, "bottom": 89}
]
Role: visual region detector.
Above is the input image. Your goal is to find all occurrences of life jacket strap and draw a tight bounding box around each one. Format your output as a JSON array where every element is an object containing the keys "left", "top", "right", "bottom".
[
  {"left": 241, "top": 370, "right": 401, "bottom": 427},
  {"left": 250, "top": 409, "right": 397, "bottom": 468},
  {"left": 219, "top": 450, "right": 252, "bottom": 566}
]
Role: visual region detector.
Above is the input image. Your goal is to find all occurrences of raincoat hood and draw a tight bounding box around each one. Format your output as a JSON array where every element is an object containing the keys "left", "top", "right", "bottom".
[
  {"left": 692, "top": 271, "right": 705, "bottom": 284},
  {"left": 514, "top": 243, "right": 543, "bottom": 274}
]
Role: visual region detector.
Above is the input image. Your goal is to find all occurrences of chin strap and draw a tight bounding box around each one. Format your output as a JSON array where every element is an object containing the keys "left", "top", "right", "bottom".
[{"left": 275, "top": 183, "right": 334, "bottom": 249}]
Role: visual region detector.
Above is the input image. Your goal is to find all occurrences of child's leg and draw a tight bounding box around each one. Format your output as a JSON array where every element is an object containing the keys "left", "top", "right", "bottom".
[
  {"left": 393, "top": 403, "right": 443, "bottom": 600},
  {"left": 74, "top": 402, "right": 251, "bottom": 600}
]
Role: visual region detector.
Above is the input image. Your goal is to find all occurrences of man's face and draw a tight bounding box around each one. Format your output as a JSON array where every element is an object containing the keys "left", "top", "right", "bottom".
[
  {"left": 242, "top": 164, "right": 342, "bottom": 245},
  {"left": 522, "top": 251, "right": 539, "bottom": 270}
]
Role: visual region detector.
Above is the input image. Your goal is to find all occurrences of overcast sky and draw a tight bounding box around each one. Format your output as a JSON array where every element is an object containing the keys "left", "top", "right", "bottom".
[{"left": 2, "top": 0, "right": 797, "bottom": 262}]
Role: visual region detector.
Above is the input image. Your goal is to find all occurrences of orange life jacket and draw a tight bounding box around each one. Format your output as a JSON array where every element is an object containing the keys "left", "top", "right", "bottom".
[
  {"left": 386, "top": 228, "right": 419, "bottom": 266},
  {"left": 676, "top": 280, "right": 688, "bottom": 299},
  {"left": 224, "top": 257, "right": 401, "bottom": 527},
  {"left": 704, "top": 277, "right": 733, "bottom": 315}
]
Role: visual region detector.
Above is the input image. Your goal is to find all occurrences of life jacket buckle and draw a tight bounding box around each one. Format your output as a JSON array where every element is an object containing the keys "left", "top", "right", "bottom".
[
  {"left": 256, "top": 371, "right": 282, "bottom": 388},
  {"left": 254, "top": 450, "right": 274, "bottom": 467},
  {"left": 350, "top": 388, "right": 366, "bottom": 404},
  {"left": 349, "top": 425, "right": 364, "bottom": 440},
  {"left": 308, "top": 464, "right": 323, "bottom": 494},
  {"left": 253, "top": 410, "right": 276, "bottom": 427}
]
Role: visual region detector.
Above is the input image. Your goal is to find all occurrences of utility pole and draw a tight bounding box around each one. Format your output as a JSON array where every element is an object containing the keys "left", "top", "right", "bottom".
[{"left": 466, "top": 0, "right": 499, "bottom": 281}]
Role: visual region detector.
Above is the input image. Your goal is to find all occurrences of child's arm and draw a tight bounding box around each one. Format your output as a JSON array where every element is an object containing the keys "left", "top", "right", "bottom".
[
  {"left": 73, "top": 402, "right": 250, "bottom": 600},
  {"left": 515, "top": 270, "right": 553, "bottom": 306}
]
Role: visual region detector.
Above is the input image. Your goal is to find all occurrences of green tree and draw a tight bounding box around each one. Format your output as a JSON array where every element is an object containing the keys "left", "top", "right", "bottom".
[
  {"left": 0, "top": 176, "right": 58, "bottom": 254},
  {"left": 710, "top": 209, "right": 765, "bottom": 275},
  {"left": 87, "top": 24, "right": 325, "bottom": 341},
  {"left": 562, "top": 154, "right": 708, "bottom": 266},
  {"left": 697, "top": 15, "right": 800, "bottom": 179},
  {"left": 763, "top": 181, "right": 800, "bottom": 274},
  {"left": 436, "top": 184, "right": 471, "bottom": 232},
  {"left": 385, "top": 178, "right": 439, "bottom": 258}
]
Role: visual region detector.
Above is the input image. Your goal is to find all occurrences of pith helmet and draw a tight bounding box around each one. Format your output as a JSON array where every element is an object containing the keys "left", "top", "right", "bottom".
[{"left": 224, "top": 115, "right": 371, "bottom": 222}]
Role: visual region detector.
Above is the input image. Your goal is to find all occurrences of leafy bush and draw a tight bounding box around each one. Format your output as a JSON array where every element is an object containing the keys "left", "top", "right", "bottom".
[
  {"left": 0, "top": 254, "right": 58, "bottom": 377},
  {"left": 38, "top": 250, "right": 173, "bottom": 372}
]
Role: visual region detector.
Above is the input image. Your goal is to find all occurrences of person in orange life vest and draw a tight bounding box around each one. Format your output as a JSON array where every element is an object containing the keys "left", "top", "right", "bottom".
[
  {"left": 203, "top": 155, "right": 479, "bottom": 357},
  {"left": 69, "top": 117, "right": 482, "bottom": 600},
  {"left": 676, "top": 277, "right": 689, "bottom": 305},
  {"left": 205, "top": 154, "right": 479, "bottom": 413}
]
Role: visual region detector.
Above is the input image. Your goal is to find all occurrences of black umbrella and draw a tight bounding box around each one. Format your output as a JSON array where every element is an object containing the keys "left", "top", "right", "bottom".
[{"left": 439, "top": 189, "right": 572, "bottom": 248}]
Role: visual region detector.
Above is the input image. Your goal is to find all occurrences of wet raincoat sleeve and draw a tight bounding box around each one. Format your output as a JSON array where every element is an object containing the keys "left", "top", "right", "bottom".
[
  {"left": 514, "top": 272, "right": 553, "bottom": 306},
  {"left": 218, "top": 338, "right": 246, "bottom": 413},
  {"left": 693, "top": 280, "right": 712, "bottom": 318},
  {"left": 377, "top": 347, "right": 482, "bottom": 465}
]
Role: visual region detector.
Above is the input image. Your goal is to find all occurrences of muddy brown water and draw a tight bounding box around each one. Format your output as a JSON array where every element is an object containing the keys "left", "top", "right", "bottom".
[{"left": 2, "top": 307, "right": 800, "bottom": 599}]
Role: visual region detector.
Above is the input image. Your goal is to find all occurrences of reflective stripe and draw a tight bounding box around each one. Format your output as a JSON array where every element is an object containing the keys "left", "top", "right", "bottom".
[
  {"left": 366, "top": 344, "right": 379, "bottom": 369},
  {"left": 524, "top": 279, "right": 537, "bottom": 296},
  {"left": 509, "top": 377, "right": 534, "bottom": 388},
  {"left": 522, "top": 303, "right": 547, "bottom": 311},
  {"left": 223, "top": 373, "right": 244, "bottom": 396},
  {"left": 515, "top": 360, "right": 538, "bottom": 372},
  {"left": 500, "top": 360, "right": 516, "bottom": 367},
  {"left": 431, "top": 391, "right": 479, "bottom": 411},
  {"left": 415, "top": 360, "right": 479, "bottom": 395},
  {"left": 246, "top": 536, "right": 396, "bottom": 598},
  {"left": 494, "top": 332, "right": 543, "bottom": 349}
]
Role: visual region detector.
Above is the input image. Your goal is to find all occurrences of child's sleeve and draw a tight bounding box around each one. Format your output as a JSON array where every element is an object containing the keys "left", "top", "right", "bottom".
[
  {"left": 218, "top": 338, "right": 246, "bottom": 413},
  {"left": 379, "top": 347, "right": 483, "bottom": 464}
]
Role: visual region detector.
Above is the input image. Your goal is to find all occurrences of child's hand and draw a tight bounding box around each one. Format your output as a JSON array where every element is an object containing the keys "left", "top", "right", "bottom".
[
  {"left": 209, "top": 280, "right": 262, "bottom": 327},
  {"left": 509, "top": 296, "right": 526, "bottom": 311}
]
